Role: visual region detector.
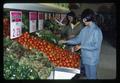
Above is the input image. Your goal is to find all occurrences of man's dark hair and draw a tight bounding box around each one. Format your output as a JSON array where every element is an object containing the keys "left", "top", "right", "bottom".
[{"left": 81, "top": 8, "right": 95, "bottom": 22}]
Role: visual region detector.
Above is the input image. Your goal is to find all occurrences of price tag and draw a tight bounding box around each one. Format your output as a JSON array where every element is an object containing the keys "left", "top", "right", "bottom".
[
  {"left": 44, "top": 12, "right": 48, "bottom": 20},
  {"left": 38, "top": 12, "right": 44, "bottom": 30},
  {"left": 29, "top": 12, "right": 37, "bottom": 33},
  {"left": 10, "top": 11, "right": 22, "bottom": 39}
]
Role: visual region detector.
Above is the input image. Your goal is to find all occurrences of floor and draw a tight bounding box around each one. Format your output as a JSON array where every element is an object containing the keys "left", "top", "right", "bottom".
[{"left": 97, "top": 40, "right": 116, "bottom": 79}]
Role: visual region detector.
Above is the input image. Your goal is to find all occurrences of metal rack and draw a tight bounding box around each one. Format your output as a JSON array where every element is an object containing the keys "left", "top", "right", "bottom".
[
  {"left": 3, "top": 3, "right": 70, "bottom": 13},
  {"left": 48, "top": 67, "right": 80, "bottom": 79}
]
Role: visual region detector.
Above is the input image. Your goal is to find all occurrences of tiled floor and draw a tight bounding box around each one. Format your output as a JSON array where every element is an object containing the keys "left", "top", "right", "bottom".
[{"left": 97, "top": 40, "right": 116, "bottom": 79}]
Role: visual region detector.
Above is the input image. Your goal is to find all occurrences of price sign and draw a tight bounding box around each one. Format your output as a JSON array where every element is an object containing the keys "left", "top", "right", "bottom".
[
  {"left": 29, "top": 12, "right": 37, "bottom": 33},
  {"left": 38, "top": 12, "right": 44, "bottom": 30},
  {"left": 10, "top": 11, "right": 22, "bottom": 39},
  {"left": 44, "top": 12, "right": 48, "bottom": 20}
]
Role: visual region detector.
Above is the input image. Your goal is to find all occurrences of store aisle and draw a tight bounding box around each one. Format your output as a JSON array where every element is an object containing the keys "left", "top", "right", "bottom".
[{"left": 97, "top": 40, "right": 116, "bottom": 79}]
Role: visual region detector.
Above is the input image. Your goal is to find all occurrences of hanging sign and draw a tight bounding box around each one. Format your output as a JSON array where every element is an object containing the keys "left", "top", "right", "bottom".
[
  {"left": 48, "top": 13, "right": 51, "bottom": 19},
  {"left": 38, "top": 12, "right": 44, "bottom": 30},
  {"left": 10, "top": 11, "right": 22, "bottom": 39},
  {"left": 44, "top": 12, "right": 48, "bottom": 20},
  {"left": 29, "top": 12, "right": 37, "bottom": 33}
]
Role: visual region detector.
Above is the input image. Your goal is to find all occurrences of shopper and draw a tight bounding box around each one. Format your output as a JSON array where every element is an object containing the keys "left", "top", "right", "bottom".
[
  {"left": 56, "top": 11, "right": 83, "bottom": 51},
  {"left": 59, "top": 9, "right": 103, "bottom": 79},
  {"left": 56, "top": 11, "right": 85, "bottom": 77}
]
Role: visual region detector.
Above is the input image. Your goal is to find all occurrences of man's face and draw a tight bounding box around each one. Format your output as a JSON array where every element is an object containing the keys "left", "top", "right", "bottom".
[{"left": 83, "top": 18, "right": 90, "bottom": 26}]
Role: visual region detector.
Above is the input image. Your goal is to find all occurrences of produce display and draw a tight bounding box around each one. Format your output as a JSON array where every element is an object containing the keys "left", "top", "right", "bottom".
[
  {"left": 16, "top": 32, "right": 80, "bottom": 68},
  {"left": 4, "top": 37, "right": 54, "bottom": 79},
  {"left": 31, "top": 30, "right": 60, "bottom": 44},
  {"left": 44, "top": 18, "right": 60, "bottom": 33},
  {"left": 3, "top": 9, "right": 80, "bottom": 80}
]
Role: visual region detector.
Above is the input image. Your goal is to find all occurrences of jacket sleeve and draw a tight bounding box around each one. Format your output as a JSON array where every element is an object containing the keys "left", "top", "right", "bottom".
[
  {"left": 81, "top": 29, "right": 103, "bottom": 50},
  {"left": 66, "top": 30, "right": 82, "bottom": 45},
  {"left": 61, "top": 25, "right": 68, "bottom": 35}
]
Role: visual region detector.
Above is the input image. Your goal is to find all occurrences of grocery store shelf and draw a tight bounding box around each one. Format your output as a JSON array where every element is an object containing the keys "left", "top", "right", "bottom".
[
  {"left": 55, "top": 67, "right": 80, "bottom": 74},
  {"left": 54, "top": 71, "right": 76, "bottom": 79}
]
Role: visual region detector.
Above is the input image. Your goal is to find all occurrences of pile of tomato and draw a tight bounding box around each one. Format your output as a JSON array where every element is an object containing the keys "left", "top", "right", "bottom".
[{"left": 16, "top": 32, "right": 80, "bottom": 68}]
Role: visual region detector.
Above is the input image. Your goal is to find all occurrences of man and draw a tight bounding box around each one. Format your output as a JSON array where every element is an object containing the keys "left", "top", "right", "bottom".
[{"left": 59, "top": 9, "right": 103, "bottom": 79}]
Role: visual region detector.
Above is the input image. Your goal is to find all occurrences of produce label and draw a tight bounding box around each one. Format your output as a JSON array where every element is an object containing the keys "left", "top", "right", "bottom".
[
  {"left": 10, "top": 11, "right": 22, "bottom": 39},
  {"left": 29, "top": 12, "right": 37, "bottom": 33},
  {"left": 38, "top": 12, "right": 44, "bottom": 30}
]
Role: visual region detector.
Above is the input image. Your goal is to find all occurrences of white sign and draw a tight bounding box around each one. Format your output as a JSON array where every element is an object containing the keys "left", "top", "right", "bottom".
[
  {"left": 29, "top": 12, "right": 37, "bottom": 33},
  {"left": 44, "top": 12, "right": 48, "bottom": 20},
  {"left": 38, "top": 12, "right": 44, "bottom": 30},
  {"left": 10, "top": 11, "right": 22, "bottom": 39},
  {"left": 48, "top": 13, "right": 51, "bottom": 19}
]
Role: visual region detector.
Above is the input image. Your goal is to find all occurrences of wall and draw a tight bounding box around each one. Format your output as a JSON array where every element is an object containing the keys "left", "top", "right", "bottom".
[{"left": 70, "top": 3, "right": 114, "bottom": 17}]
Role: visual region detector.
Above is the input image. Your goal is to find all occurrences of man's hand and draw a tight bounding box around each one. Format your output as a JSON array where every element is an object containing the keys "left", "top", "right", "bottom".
[
  {"left": 58, "top": 40, "right": 66, "bottom": 45},
  {"left": 74, "top": 45, "right": 81, "bottom": 51},
  {"left": 68, "top": 35, "right": 75, "bottom": 39}
]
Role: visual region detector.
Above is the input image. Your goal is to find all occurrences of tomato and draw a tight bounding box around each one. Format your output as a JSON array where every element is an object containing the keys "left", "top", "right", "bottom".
[
  {"left": 24, "top": 39, "right": 27, "bottom": 42},
  {"left": 54, "top": 57, "right": 57, "bottom": 61},
  {"left": 62, "top": 54, "right": 65, "bottom": 57},
  {"left": 51, "top": 58, "right": 55, "bottom": 61},
  {"left": 39, "top": 42, "right": 42, "bottom": 45},
  {"left": 29, "top": 41, "right": 33, "bottom": 44},
  {"left": 69, "top": 59, "right": 72, "bottom": 63},
  {"left": 74, "top": 64, "right": 78, "bottom": 68},
  {"left": 63, "top": 63, "right": 67, "bottom": 67},
  {"left": 56, "top": 60, "right": 60, "bottom": 64},
  {"left": 66, "top": 59, "right": 69, "bottom": 64},
  {"left": 59, "top": 62, "right": 63, "bottom": 67},
  {"left": 49, "top": 55, "right": 53, "bottom": 58},
  {"left": 54, "top": 63, "right": 58, "bottom": 66},
  {"left": 68, "top": 63, "right": 71, "bottom": 67},
  {"left": 49, "top": 49, "right": 52, "bottom": 52},
  {"left": 76, "top": 55, "right": 80, "bottom": 59}
]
